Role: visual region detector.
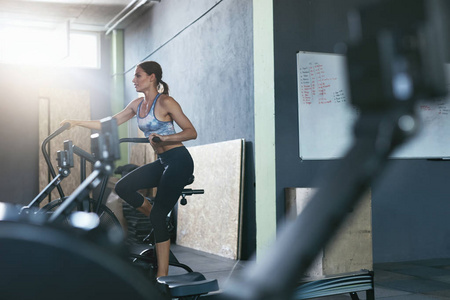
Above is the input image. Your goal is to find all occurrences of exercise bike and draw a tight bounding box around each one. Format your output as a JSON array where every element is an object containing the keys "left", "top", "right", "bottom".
[
  {"left": 115, "top": 137, "right": 204, "bottom": 243},
  {"left": 19, "top": 125, "right": 219, "bottom": 299},
  {"left": 0, "top": 118, "right": 168, "bottom": 299},
  {"left": 20, "top": 122, "right": 121, "bottom": 230},
  {"left": 116, "top": 137, "right": 220, "bottom": 299}
]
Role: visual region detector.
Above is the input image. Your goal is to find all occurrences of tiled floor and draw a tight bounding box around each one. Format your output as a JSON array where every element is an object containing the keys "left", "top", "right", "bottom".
[
  {"left": 368, "top": 259, "right": 450, "bottom": 300},
  {"left": 169, "top": 244, "right": 450, "bottom": 299}
]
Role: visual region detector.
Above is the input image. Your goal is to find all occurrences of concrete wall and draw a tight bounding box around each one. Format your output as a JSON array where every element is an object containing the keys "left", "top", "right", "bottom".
[
  {"left": 122, "top": 0, "right": 255, "bottom": 258},
  {"left": 0, "top": 34, "right": 112, "bottom": 206},
  {"left": 273, "top": 0, "right": 450, "bottom": 263}
]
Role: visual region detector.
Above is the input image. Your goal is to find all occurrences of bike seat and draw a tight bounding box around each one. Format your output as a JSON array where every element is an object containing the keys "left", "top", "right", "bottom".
[
  {"left": 186, "top": 174, "right": 195, "bottom": 186},
  {"left": 157, "top": 272, "right": 219, "bottom": 297}
]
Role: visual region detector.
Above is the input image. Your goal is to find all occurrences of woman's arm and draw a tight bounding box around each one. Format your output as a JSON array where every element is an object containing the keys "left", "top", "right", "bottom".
[
  {"left": 60, "top": 119, "right": 102, "bottom": 130},
  {"left": 61, "top": 98, "right": 141, "bottom": 130},
  {"left": 151, "top": 96, "right": 197, "bottom": 143},
  {"left": 112, "top": 98, "right": 140, "bottom": 125}
]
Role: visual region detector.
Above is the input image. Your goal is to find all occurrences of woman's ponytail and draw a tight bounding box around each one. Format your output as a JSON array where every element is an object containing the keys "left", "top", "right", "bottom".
[{"left": 158, "top": 80, "right": 169, "bottom": 95}]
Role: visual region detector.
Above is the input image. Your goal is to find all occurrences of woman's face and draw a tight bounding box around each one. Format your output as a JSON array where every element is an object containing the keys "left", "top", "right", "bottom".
[{"left": 132, "top": 66, "right": 153, "bottom": 93}]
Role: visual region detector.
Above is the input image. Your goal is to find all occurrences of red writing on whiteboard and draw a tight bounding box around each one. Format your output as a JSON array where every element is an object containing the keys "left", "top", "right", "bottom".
[
  {"left": 299, "top": 62, "right": 340, "bottom": 105},
  {"left": 420, "top": 105, "right": 432, "bottom": 111}
]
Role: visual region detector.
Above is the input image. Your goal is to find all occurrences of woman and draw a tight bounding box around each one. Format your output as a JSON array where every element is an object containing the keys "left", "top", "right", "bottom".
[{"left": 61, "top": 61, "right": 197, "bottom": 278}]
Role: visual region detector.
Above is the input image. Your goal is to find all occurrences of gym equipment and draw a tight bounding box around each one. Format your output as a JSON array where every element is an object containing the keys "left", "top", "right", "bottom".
[
  {"left": 0, "top": 118, "right": 220, "bottom": 299},
  {"left": 48, "top": 117, "right": 121, "bottom": 224},
  {"left": 0, "top": 203, "right": 167, "bottom": 300},
  {"left": 158, "top": 272, "right": 220, "bottom": 300},
  {"left": 117, "top": 138, "right": 219, "bottom": 299},
  {"left": 20, "top": 122, "right": 72, "bottom": 213},
  {"left": 115, "top": 137, "right": 205, "bottom": 244},
  {"left": 128, "top": 174, "right": 207, "bottom": 273},
  {"left": 0, "top": 118, "right": 169, "bottom": 299},
  {"left": 21, "top": 121, "right": 120, "bottom": 230}
]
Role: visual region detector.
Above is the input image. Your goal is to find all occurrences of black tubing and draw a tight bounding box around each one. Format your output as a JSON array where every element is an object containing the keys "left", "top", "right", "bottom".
[
  {"left": 181, "top": 189, "right": 204, "bottom": 195},
  {"left": 119, "top": 138, "right": 149, "bottom": 144},
  {"left": 72, "top": 145, "right": 96, "bottom": 164},
  {"left": 118, "top": 137, "right": 161, "bottom": 143}
]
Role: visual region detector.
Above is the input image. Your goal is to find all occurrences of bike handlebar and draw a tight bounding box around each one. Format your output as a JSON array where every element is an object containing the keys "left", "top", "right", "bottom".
[
  {"left": 41, "top": 123, "right": 71, "bottom": 198},
  {"left": 41, "top": 123, "right": 71, "bottom": 161},
  {"left": 119, "top": 138, "right": 149, "bottom": 144},
  {"left": 119, "top": 136, "right": 161, "bottom": 143},
  {"left": 42, "top": 126, "right": 158, "bottom": 201}
]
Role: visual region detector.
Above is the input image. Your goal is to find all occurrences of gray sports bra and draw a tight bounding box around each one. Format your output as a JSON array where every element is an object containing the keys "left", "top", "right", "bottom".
[{"left": 136, "top": 93, "right": 176, "bottom": 137}]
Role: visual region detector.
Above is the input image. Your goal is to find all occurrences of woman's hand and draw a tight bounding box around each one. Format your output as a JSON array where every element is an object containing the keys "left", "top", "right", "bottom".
[
  {"left": 59, "top": 119, "right": 102, "bottom": 131},
  {"left": 149, "top": 133, "right": 164, "bottom": 146},
  {"left": 60, "top": 120, "right": 78, "bottom": 129}
]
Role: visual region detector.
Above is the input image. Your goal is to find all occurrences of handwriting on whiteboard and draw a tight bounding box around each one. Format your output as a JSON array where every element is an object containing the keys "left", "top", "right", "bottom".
[
  {"left": 299, "top": 62, "right": 348, "bottom": 106},
  {"left": 297, "top": 51, "right": 450, "bottom": 159}
]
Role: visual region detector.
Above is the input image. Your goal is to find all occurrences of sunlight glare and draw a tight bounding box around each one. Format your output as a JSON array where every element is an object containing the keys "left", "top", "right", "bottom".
[
  {"left": 0, "top": 25, "right": 99, "bottom": 68},
  {"left": 0, "top": 26, "right": 67, "bottom": 66}
]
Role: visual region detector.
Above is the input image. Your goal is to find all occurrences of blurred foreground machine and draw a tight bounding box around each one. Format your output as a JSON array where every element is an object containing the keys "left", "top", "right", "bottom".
[{"left": 219, "top": 0, "right": 449, "bottom": 299}]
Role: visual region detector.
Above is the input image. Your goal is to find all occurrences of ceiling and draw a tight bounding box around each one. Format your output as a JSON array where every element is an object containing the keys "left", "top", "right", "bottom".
[{"left": 0, "top": 0, "right": 158, "bottom": 32}]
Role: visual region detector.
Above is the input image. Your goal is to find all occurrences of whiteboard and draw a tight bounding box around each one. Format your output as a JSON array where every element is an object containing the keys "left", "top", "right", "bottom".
[{"left": 297, "top": 51, "right": 450, "bottom": 160}]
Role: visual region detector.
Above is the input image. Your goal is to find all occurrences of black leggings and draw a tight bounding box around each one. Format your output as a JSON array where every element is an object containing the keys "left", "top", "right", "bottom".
[{"left": 115, "top": 146, "right": 194, "bottom": 243}]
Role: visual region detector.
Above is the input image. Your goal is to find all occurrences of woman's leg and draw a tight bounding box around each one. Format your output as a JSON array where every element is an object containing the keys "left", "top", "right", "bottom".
[
  {"left": 155, "top": 240, "right": 171, "bottom": 277},
  {"left": 151, "top": 148, "right": 194, "bottom": 277},
  {"left": 152, "top": 167, "right": 191, "bottom": 277},
  {"left": 115, "top": 161, "right": 164, "bottom": 214},
  {"left": 137, "top": 198, "right": 152, "bottom": 217}
]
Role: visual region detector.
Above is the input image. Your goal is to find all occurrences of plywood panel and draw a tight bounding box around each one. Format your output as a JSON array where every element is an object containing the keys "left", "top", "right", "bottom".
[
  {"left": 323, "top": 190, "right": 372, "bottom": 275},
  {"left": 38, "top": 88, "right": 91, "bottom": 204},
  {"left": 38, "top": 97, "right": 51, "bottom": 196},
  {"left": 127, "top": 130, "right": 156, "bottom": 166},
  {"left": 177, "top": 139, "right": 244, "bottom": 260},
  {"left": 129, "top": 144, "right": 147, "bottom": 166},
  {"left": 285, "top": 188, "right": 373, "bottom": 278}
]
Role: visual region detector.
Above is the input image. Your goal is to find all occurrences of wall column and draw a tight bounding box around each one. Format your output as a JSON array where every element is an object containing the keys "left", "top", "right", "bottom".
[
  {"left": 111, "top": 29, "right": 128, "bottom": 166},
  {"left": 253, "top": 0, "right": 276, "bottom": 259}
]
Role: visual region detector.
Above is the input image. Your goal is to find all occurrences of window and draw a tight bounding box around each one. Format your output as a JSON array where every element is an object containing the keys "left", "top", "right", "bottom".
[
  {"left": 0, "top": 25, "right": 100, "bottom": 69},
  {"left": 61, "top": 32, "right": 100, "bottom": 69}
]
